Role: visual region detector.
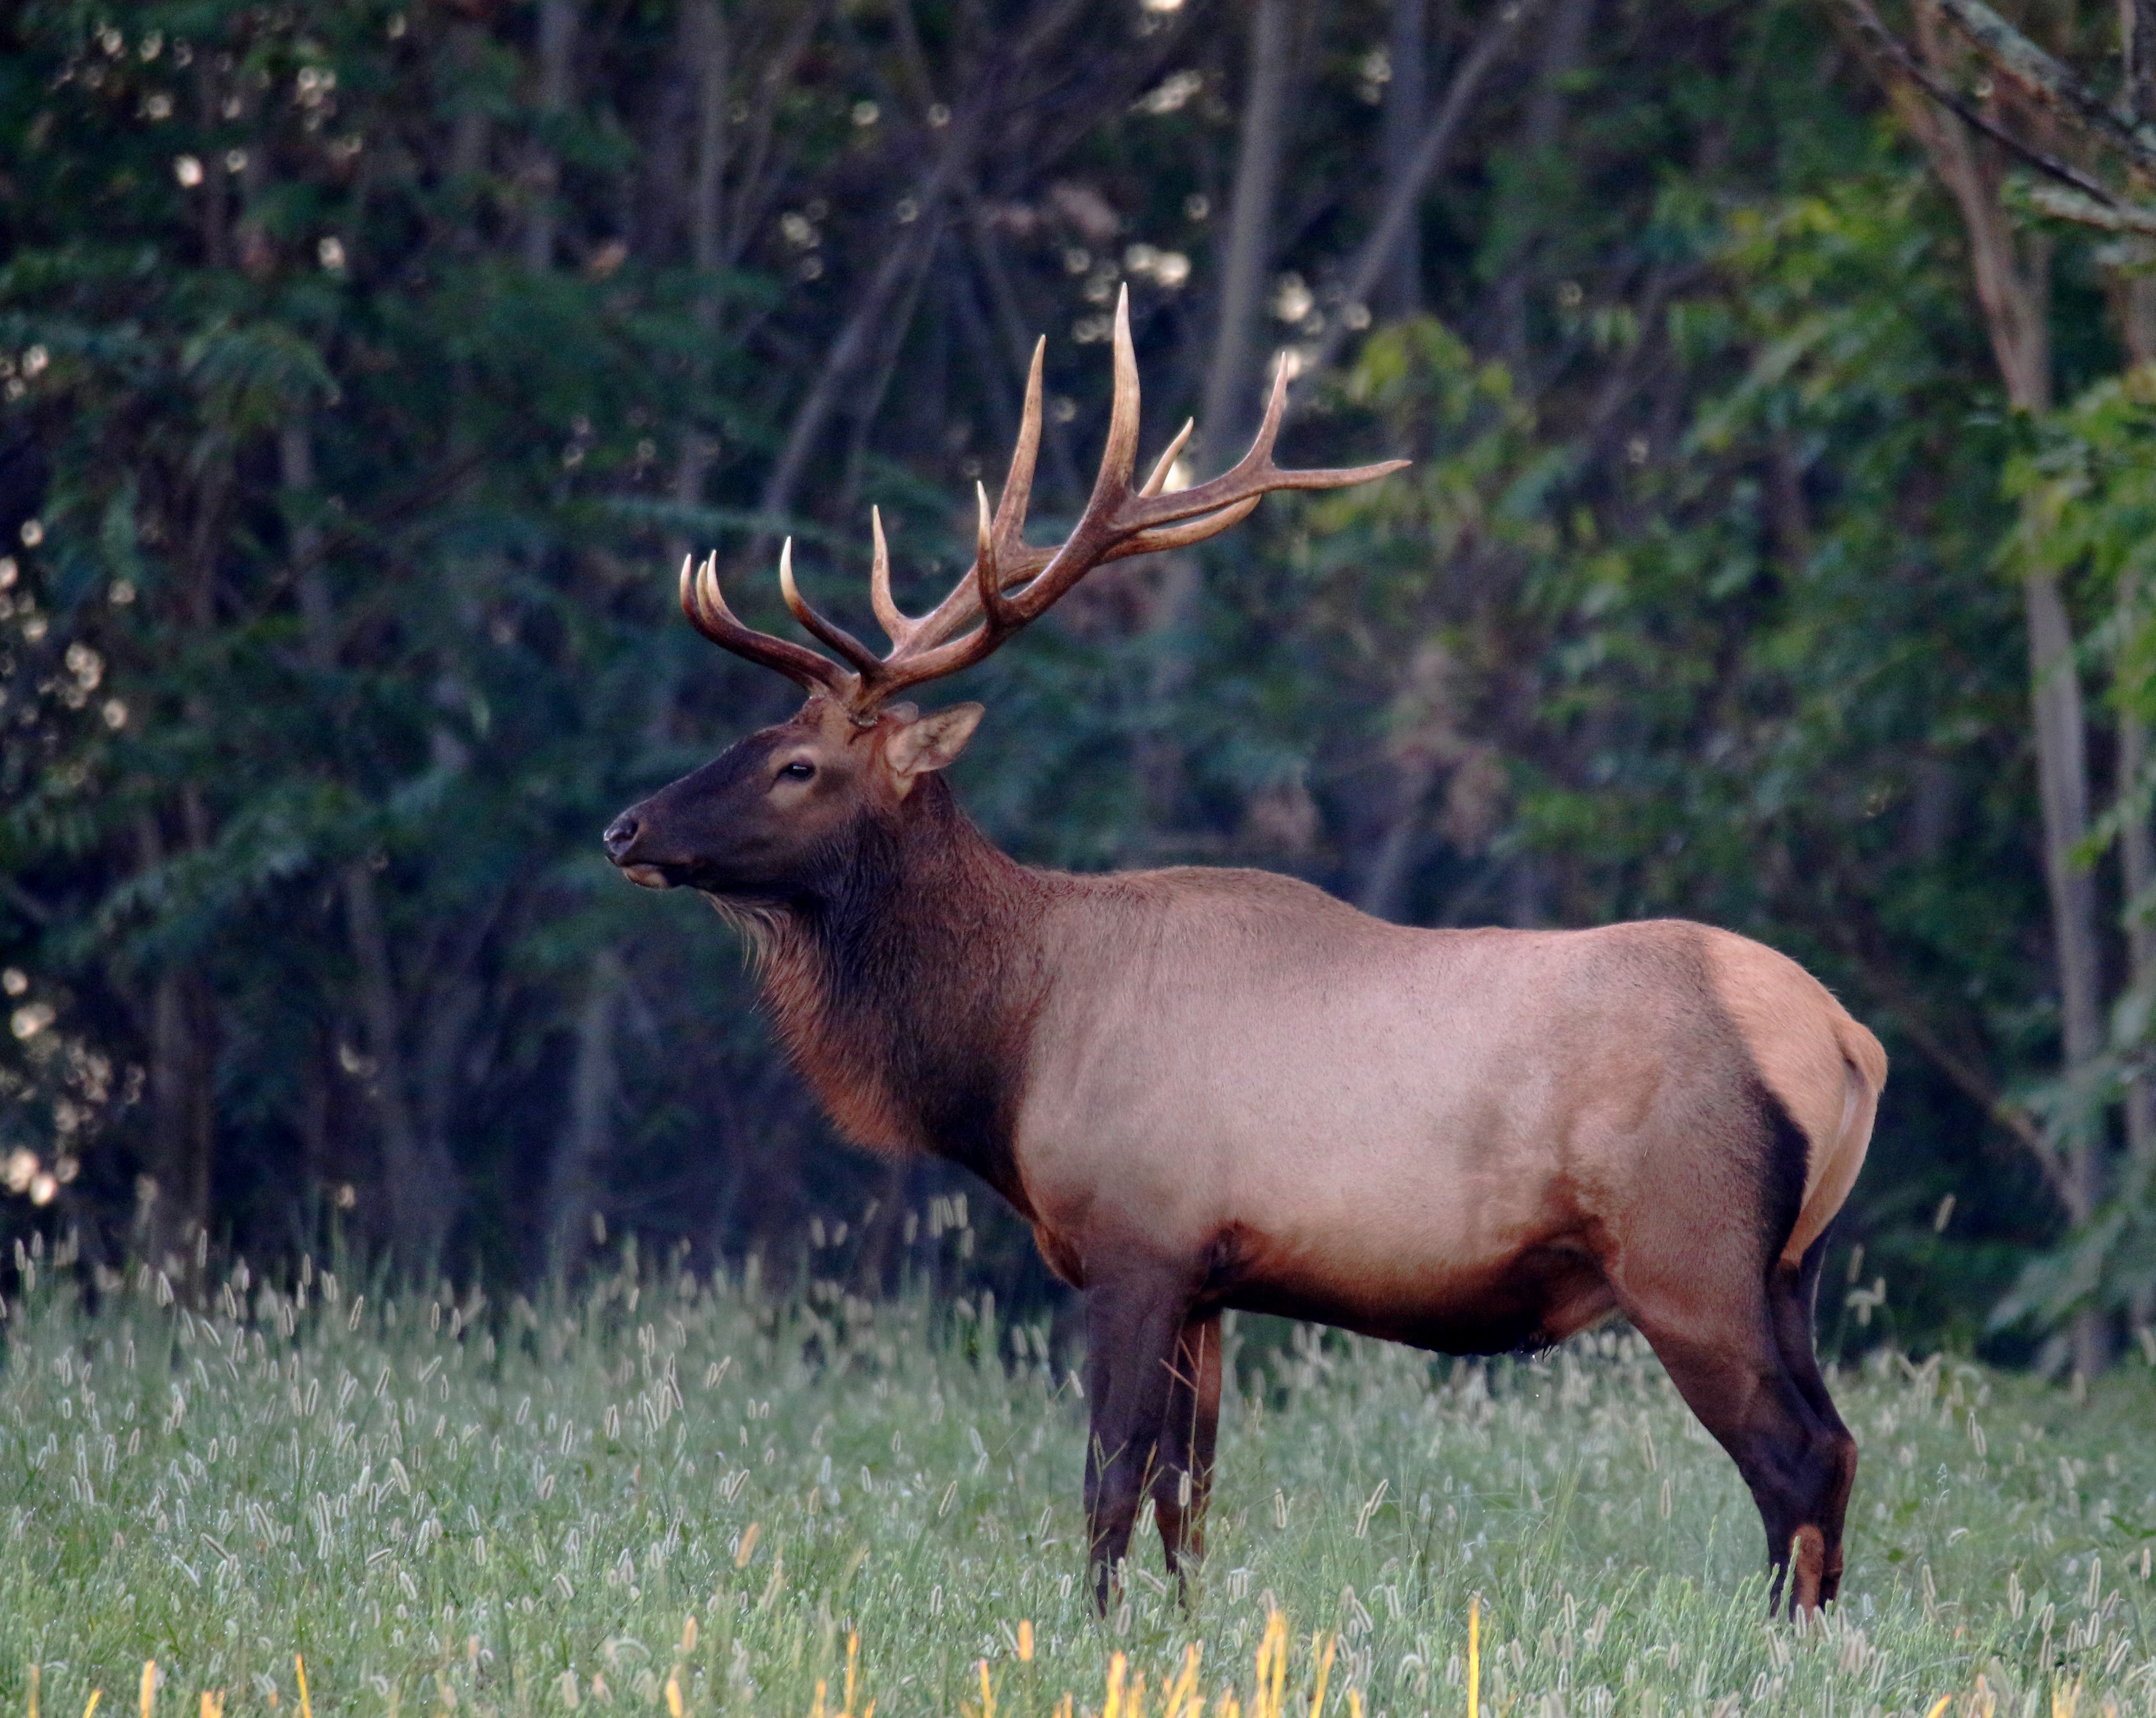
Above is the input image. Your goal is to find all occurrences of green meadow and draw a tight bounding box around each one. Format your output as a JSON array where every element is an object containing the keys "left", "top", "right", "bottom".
[{"left": 5, "top": 1225, "right": 2155, "bottom": 1718}]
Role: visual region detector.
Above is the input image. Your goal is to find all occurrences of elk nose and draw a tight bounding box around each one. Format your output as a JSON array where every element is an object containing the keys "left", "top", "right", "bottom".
[{"left": 602, "top": 813, "right": 641, "bottom": 862}]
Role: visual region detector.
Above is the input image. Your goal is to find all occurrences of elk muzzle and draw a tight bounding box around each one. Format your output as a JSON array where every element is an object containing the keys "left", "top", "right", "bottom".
[{"left": 602, "top": 813, "right": 672, "bottom": 889}]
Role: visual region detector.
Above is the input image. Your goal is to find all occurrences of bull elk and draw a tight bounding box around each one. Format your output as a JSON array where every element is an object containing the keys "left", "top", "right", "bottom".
[{"left": 605, "top": 290, "right": 1883, "bottom": 1615}]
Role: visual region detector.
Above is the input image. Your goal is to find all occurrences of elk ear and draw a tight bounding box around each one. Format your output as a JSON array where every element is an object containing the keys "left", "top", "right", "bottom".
[{"left": 883, "top": 702, "right": 984, "bottom": 794}]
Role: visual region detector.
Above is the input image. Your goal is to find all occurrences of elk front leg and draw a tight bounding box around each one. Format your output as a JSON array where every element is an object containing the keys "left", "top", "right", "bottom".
[
  {"left": 1082, "top": 1271, "right": 1192, "bottom": 1613},
  {"left": 1150, "top": 1310, "right": 1221, "bottom": 1592}
]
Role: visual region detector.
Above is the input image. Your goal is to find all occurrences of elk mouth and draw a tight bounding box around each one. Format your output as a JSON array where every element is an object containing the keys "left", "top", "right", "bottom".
[{"left": 603, "top": 811, "right": 680, "bottom": 888}]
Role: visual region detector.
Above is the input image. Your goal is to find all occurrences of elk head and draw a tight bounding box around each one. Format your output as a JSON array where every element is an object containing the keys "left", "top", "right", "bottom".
[{"left": 603, "top": 289, "right": 1405, "bottom": 903}]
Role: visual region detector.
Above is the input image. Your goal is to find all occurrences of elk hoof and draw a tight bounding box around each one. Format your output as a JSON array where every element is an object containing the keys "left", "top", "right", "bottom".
[{"left": 1789, "top": 1525, "right": 1826, "bottom": 1615}]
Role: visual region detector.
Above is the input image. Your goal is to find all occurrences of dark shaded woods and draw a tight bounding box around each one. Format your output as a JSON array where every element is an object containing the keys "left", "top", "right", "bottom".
[{"left": 5, "top": 0, "right": 2154, "bottom": 1366}]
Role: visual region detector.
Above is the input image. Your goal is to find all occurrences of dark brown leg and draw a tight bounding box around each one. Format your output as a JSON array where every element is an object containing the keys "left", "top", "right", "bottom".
[
  {"left": 1082, "top": 1271, "right": 1192, "bottom": 1612},
  {"left": 1150, "top": 1310, "right": 1222, "bottom": 1590},
  {"left": 1767, "top": 1235, "right": 1858, "bottom": 1604},
  {"left": 1609, "top": 1243, "right": 1850, "bottom": 1616}
]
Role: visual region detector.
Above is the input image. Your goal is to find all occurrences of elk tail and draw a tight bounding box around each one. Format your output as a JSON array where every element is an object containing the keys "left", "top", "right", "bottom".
[{"left": 1781, "top": 1016, "right": 1885, "bottom": 1269}]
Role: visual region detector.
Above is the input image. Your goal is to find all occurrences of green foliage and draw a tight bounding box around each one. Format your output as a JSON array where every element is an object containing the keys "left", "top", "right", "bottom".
[
  {"left": 1993, "top": 365, "right": 2156, "bottom": 1335},
  {"left": 0, "top": 0, "right": 2148, "bottom": 1366}
]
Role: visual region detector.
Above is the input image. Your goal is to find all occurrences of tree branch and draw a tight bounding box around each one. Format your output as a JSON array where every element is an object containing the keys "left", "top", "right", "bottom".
[
  {"left": 1828, "top": 0, "right": 2125, "bottom": 208},
  {"left": 1933, "top": 0, "right": 2156, "bottom": 177},
  {"left": 1303, "top": 0, "right": 1549, "bottom": 381},
  {"left": 2030, "top": 183, "right": 2156, "bottom": 232}
]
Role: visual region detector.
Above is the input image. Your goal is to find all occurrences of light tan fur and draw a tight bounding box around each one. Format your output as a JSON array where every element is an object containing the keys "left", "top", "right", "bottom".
[
  {"left": 1700, "top": 934, "right": 1886, "bottom": 1265},
  {"left": 1012, "top": 880, "right": 1884, "bottom": 1331}
]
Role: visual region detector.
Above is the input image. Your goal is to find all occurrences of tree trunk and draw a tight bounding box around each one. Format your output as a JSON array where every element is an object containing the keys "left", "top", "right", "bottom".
[
  {"left": 2125, "top": 0, "right": 2156, "bottom": 121},
  {"left": 666, "top": 0, "right": 729, "bottom": 647},
  {"left": 1126, "top": 0, "right": 1300, "bottom": 845},
  {"left": 283, "top": 418, "right": 458, "bottom": 1270},
  {"left": 445, "top": 23, "right": 493, "bottom": 247},
  {"left": 1198, "top": 0, "right": 1298, "bottom": 465},
  {"left": 521, "top": 0, "right": 579, "bottom": 272},
  {"left": 543, "top": 949, "right": 624, "bottom": 1282},
  {"left": 1494, "top": 0, "right": 1594, "bottom": 365},
  {"left": 686, "top": 0, "right": 728, "bottom": 282},
  {"left": 1378, "top": 0, "right": 1429, "bottom": 318},
  {"left": 1302, "top": 0, "right": 1545, "bottom": 380},
  {"left": 135, "top": 814, "right": 215, "bottom": 1276},
  {"left": 1892, "top": 31, "right": 2110, "bottom": 1373},
  {"left": 2120, "top": 268, "right": 2156, "bottom": 1332},
  {"left": 2119, "top": 691, "right": 2155, "bottom": 1164}
]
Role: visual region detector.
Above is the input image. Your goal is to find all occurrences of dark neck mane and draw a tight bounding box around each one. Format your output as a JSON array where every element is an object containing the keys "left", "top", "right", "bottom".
[{"left": 727, "top": 777, "right": 1051, "bottom": 1209}]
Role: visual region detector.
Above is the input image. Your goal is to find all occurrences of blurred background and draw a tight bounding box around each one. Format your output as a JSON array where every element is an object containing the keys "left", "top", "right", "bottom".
[{"left": 6, "top": 0, "right": 2156, "bottom": 1368}]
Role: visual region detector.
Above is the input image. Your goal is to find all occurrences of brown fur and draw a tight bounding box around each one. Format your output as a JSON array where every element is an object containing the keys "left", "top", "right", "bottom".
[{"left": 607, "top": 696, "right": 1883, "bottom": 1620}]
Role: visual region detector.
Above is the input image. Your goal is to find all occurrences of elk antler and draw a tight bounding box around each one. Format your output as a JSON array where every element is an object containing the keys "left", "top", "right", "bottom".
[{"left": 682, "top": 287, "right": 1407, "bottom": 716}]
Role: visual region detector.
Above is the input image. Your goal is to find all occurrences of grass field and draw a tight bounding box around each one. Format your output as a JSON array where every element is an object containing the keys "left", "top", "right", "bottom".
[{"left": 6, "top": 1224, "right": 2156, "bottom": 1718}]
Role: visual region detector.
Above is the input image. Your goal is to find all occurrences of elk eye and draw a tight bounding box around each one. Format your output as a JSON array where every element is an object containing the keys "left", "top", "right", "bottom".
[{"left": 779, "top": 762, "right": 815, "bottom": 782}]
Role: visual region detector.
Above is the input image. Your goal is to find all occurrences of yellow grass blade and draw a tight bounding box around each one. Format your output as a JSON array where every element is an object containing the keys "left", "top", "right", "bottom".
[
  {"left": 1467, "top": 1598, "right": 1480, "bottom": 1718},
  {"left": 79, "top": 1696, "right": 99, "bottom": 1718},
  {"left": 29, "top": 1664, "right": 38, "bottom": 1718},
  {"left": 845, "top": 1632, "right": 860, "bottom": 1718},
  {"left": 1307, "top": 1636, "right": 1337, "bottom": 1718},
  {"left": 1103, "top": 1652, "right": 1127, "bottom": 1718},
  {"left": 138, "top": 1663, "right": 155, "bottom": 1718},
  {"left": 1017, "top": 1622, "right": 1034, "bottom": 1665},
  {"left": 663, "top": 1671, "right": 681, "bottom": 1718},
  {"left": 294, "top": 1659, "right": 310, "bottom": 1718},
  {"left": 1164, "top": 1643, "right": 1200, "bottom": 1718},
  {"left": 1258, "top": 1611, "right": 1285, "bottom": 1718}
]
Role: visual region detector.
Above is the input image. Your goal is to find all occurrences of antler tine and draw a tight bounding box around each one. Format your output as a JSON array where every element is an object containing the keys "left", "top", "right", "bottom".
[
  {"left": 1094, "top": 286, "right": 1143, "bottom": 507},
  {"left": 778, "top": 538, "right": 888, "bottom": 682},
  {"left": 1107, "top": 493, "right": 1266, "bottom": 560},
  {"left": 1117, "top": 349, "right": 1409, "bottom": 537},
  {"left": 988, "top": 285, "right": 1146, "bottom": 631},
  {"left": 680, "top": 552, "right": 850, "bottom": 697},
  {"left": 760, "top": 305, "right": 1407, "bottom": 715},
  {"left": 992, "top": 338, "right": 1046, "bottom": 554},
  {"left": 975, "top": 482, "right": 1019, "bottom": 632},
  {"left": 884, "top": 305, "right": 1136, "bottom": 661},
  {"left": 830, "top": 487, "right": 1019, "bottom": 707},
  {"left": 1139, "top": 418, "right": 1195, "bottom": 498},
  {"left": 868, "top": 506, "right": 914, "bottom": 648}
]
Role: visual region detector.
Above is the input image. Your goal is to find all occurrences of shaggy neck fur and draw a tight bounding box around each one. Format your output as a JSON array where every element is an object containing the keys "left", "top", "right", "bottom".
[{"left": 726, "top": 776, "right": 1055, "bottom": 1212}]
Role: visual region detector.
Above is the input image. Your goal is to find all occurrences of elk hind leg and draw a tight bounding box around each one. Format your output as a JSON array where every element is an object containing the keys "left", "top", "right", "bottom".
[
  {"left": 1768, "top": 1231, "right": 1858, "bottom": 1605},
  {"left": 1615, "top": 1268, "right": 1848, "bottom": 1616},
  {"left": 1150, "top": 1310, "right": 1222, "bottom": 1593}
]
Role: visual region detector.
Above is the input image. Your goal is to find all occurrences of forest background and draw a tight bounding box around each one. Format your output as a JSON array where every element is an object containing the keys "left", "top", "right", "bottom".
[{"left": 9, "top": 0, "right": 2156, "bottom": 1373}]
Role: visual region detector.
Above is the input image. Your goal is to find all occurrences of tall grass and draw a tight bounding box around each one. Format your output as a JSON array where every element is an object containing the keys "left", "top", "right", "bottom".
[{"left": 4, "top": 1222, "right": 2155, "bottom": 1717}]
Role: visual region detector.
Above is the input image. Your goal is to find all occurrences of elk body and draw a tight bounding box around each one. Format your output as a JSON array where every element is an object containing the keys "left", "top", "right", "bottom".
[{"left": 605, "top": 293, "right": 1884, "bottom": 1616}]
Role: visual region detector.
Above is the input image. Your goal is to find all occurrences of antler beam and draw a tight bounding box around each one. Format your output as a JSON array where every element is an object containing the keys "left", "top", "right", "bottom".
[{"left": 681, "top": 287, "right": 1407, "bottom": 714}]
